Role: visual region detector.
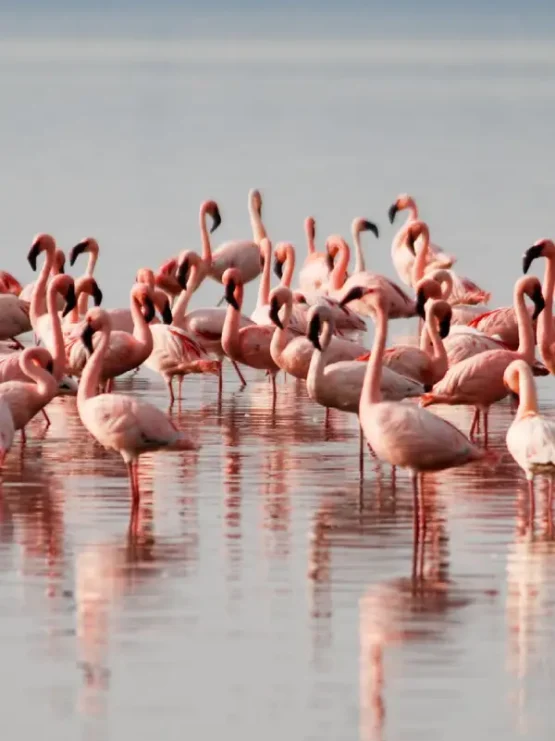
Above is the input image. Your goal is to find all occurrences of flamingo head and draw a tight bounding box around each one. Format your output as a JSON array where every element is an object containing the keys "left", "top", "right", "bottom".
[
  {"left": 522, "top": 239, "right": 555, "bottom": 274},
  {"left": 521, "top": 276, "right": 546, "bottom": 320},
  {"left": 75, "top": 276, "right": 103, "bottom": 308},
  {"left": 54, "top": 249, "right": 66, "bottom": 274},
  {"left": 388, "top": 193, "right": 416, "bottom": 224},
  {"left": 28, "top": 347, "right": 55, "bottom": 375},
  {"left": 326, "top": 236, "right": 345, "bottom": 271},
  {"left": 27, "top": 233, "right": 56, "bottom": 271},
  {"left": 307, "top": 310, "right": 322, "bottom": 350},
  {"left": 57, "top": 276, "right": 77, "bottom": 318},
  {"left": 427, "top": 299, "right": 452, "bottom": 339},
  {"left": 202, "top": 200, "right": 222, "bottom": 233},
  {"left": 269, "top": 295, "right": 283, "bottom": 330},
  {"left": 222, "top": 268, "right": 242, "bottom": 311},
  {"left": 273, "top": 242, "right": 290, "bottom": 279},
  {"left": 352, "top": 217, "right": 379, "bottom": 239},
  {"left": 136, "top": 268, "right": 156, "bottom": 289},
  {"left": 157, "top": 291, "right": 173, "bottom": 325},
  {"left": 134, "top": 285, "right": 156, "bottom": 323},
  {"left": 405, "top": 220, "right": 429, "bottom": 255},
  {"left": 249, "top": 188, "right": 263, "bottom": 216},
  {"left": 81, "top": 308, "right": 109, "bottom": 354},
  {"left": 305, "top": 217, "right": 316, "bottom": 241},
  {"left": 415, "top": 277, "right": 442, "bottom": 319},
  {"left": 293, "top": 291, "right": 308, "bottom": 305},
  {"left": 69, "top": 237, "right": 99, "bottom": 267}
]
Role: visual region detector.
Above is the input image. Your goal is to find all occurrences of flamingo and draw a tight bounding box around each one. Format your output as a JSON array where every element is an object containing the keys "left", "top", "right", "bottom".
[
  {"left": 0, "top": 346, "right": 58, "bottom": 441},
  {"left": 268, "top": 287, "right": 368, "bottom": 380},
  {"left": 0, "top": 398, "right": 14, "bottom": 468},
  {"left": 77, "top": 308, "right": 200, "bottom": 504},
  {"left": 388, "top": 193, "right": 456, "bottom": 286},
  {"left": 67, "top": 283, "right": 163, "bottom": 392},
  {"left": 221, "top": 267, "right": 280, "bottom": 406},
  {"left": 522, "top": 238, "right": 555, "bottom": 373},
  {"left": 349, "top": 290, "right": 452, "bottom": 387},
  {"left": 274, "top": 240, "right": 366, "bottom": 334},
  {"left": 169, "top": 250, "right": 252, "bottom": 396},
  {"left": 358, "top": 285, "right": 482, "bottom": 515},
  {"left": 250, "top": 237, "right": 274, "bottom": 326},
  {"left": 209, "top": 189, "right": 267, "bottom": 285},
  {"left": 328, "top": 235, "right": 416, "bottom": 319},
  {"left": 421, "top": 276, "right": 545, "bottom": 446},
  {"left": 409, "top": 220, "right": 490, "bottom": 303},
  {"left": 504, "top": 359, "right": 555, "bottom": 498},
  {"left": 298, "top": 216, "right": 330, "bottom": 295},
  {"left": 0, "top": 271, "right": 23, "bottom": 296},
  {"left": 27, "top": 233, "right": 63, "bottom": 330}
]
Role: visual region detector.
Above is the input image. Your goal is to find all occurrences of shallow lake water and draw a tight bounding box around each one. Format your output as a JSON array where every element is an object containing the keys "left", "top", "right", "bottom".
[{"left": 1, "top": 6, "right": 555, "bottom": 740}]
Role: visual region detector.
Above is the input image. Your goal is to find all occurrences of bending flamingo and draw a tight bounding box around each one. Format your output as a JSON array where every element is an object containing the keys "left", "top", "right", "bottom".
[
  {"left": 388, "top": 193, "right": 456, "bottom": 286},
  {"left": 209, "top": 189, "right": 267, "bottom": 284},
  {"left": 504, "top": 359, "right": 555, "bottom": 497},
  {"left": 421, "top": 276, "right": 545, "bottom": 446},
  {"left": 269, "top": 287, "right": 368, "bottom": 380},
  {"left": 358, "top": 285, "right": 482, "bottom": 514},
  {"left": 77, "top": 308, "right": 199, "bottom": 504}
]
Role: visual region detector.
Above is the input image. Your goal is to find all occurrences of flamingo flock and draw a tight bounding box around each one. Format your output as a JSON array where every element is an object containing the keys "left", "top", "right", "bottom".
[{"left": 1, "top": 189, "right": 554, "bottom": 524}]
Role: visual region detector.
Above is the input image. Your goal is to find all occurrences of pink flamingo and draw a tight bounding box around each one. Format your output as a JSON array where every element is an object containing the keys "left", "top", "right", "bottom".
[
  {"left": 522, "top": 238, "right": 555, "bottom": 373},
  {"left": 352, "top": 295, "right": 452, "bottom": 387},
  {"left": 421, "top": 276, "right": 545, "bottom": 446},
  {"left": 20, "top": 245, "right": 66, "bottom": 310},
  {"left": 328, "top": 235, "right": 416, "bottom": 319},
  {"left": 77, "top": 308, "right": 200, "bottom": 504},
  {"left": 170, "top": 250, "right": 252, "bottom": 396},
  {"left": 298, "top": 217, "right": 330, "bottom": 295},
  {"left": 0, "top": 347, "right": 58, "bottom": 441},
  {"left": 67, "top": 283, "right": 162, "bottom": 392},
  {"left": 388, "top": 193, "right": 456, "bottom": 286},
  {"left": 358, "top": 285, "right": 482, "bottom": 512},
  {"left": 209, "top": 189, "right": 267, "bottom": 285},
  {"left": 504, "top": 359, "right": 555, "bottom": 498},
  {"left": 0, "top": 398, "right": 14, "bottom": 468},
  {"left": 250, "top": 237, "right": 274, "bottom": 326},
  {"left": 274, "top": 240, "right": 366, "bottom": 334},
  {"left": 268, "top": 287, "right": 368, "bottom": 380},
  {"left": 221, "top": 268, "right": 280, "bottom": 406},
  {"left": 0, "top": 271, "right": 23, "bottom": 296},
  {"left": 409, "top": 220, "right": 490, "bottom": 303}
]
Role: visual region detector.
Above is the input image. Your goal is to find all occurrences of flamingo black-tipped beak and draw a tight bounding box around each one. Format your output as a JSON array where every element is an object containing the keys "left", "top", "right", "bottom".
[
  {"left": 162, "top": 301, "right": 173, "bottom": 324},
  {"left": 142, "top": 296, "right": 156, "bottom": 323},
  {"left": 388, "top": 203, "right": 399, "bottom": 224},
  {"left": 27, "top": 242, "right": 41, "bottom": 271},
  {"left": 177, "top": 258, "right": 190, "bottom": 290},
  {"left": 210, "top": 207, "right": 222, "bottom": 234},
  {"left": 269, "top": 296, "right": 283, "bottom": 329},
  {"left": 338, "top": 286, "right": 365, "bottom": 309},
  {"left": 416, "top": 288, "right": 427, "bottom": 319},
  {"left": 69, "top": 240, "right": 88, "bottom": 266},
  {"left": 46, "top": 358, "right": 54, "bottom": 375},
  {"left": 439, "top": 312, "right": 452, "bottom": 339},
  {"left": 361, "top": 220, "right": 380, "bottom": 239},
  {"left": 81, "top": 323, "right": 95, "bottom": 354},
  {"left": 92, "top": 281, "right": 103, "bottom": 306},
  {"left": 522, "top": 244, "right": 544, "bottom": 274},
  {"left": 326, "top": 252, "right": 335, "bottom": 271},
  {"left": 225, "top": 279, "right": 239, "bottom": 311},
  {"left": 531, "top": 286, "right": 546, "bottom": 320},
  {"left": 61, "top": 283, "right": 77, "bottom": 317},
  {"left": 273, "top": 257, "right": 284, "bottom": 280},
  {"left": 307, "top": 313, "right": 322, "bottom": 351}
]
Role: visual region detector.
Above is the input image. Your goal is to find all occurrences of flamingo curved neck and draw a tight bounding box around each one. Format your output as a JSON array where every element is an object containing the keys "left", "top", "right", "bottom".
[
  {"left": 249, "top": 201, "right": 266, "bottom": 245},
  {"left": 20, "top": 356, "right": 57, "bottom": 398},
  {"left": 515, "top": 288, "right": 536, "bottom": 362},
  {"left": 306, "top": 226, "right": 316, "bottom": 255},
  {"left": 31, "top": 247, "right": 55, "bottom": 326},
  {"left": 46, "top": 284, "right": 66, "bottom": 380},
  {"left": 412, "top": 233, "right": 430, "bottom": 285},
  {"left": 362, "top": 306, "right": 387, "bottom": 406},
  {"left": 130, "top": 292, "right": 153, "bottom": 355},
  {"left": 78, "top": 325, "right": 110, "bottom": 404},
  {"left": 516, "top": 365, "right": 539, "bottom": 419},
  {"left": 352, "top": 227, "right": 365, "bottom": 274},
  {"left": 282, "top": 247, "right": 295, "bottom": 289},
  {"left": 307, "top": 334, "right": 330, "bottom": 399},
  {"left": 329, "top": 243, "right": 350, "bottom": 290},
  {"left": 421, "top": 311, "right": 447, "bottom": 378},
  {"left": 221, "top": 286, "right": 244, "bottom": 358},
  {"left": 77, "top": 250, "right": 99, "bottom": 315},
  {"left": 538, "top": 254, "right": 555, "bottom": 367},
  {"left": 172, "top": 266, "right": 200, "bottom": 326},
  {"left": 270, "top": 309, "right": 291, "bottom": 362},
  {"left": 256, "top": 247, "right": 272, "bottom": 309},
  {"left": 199, "top": 208, "right": 213, "bottom": 265}
]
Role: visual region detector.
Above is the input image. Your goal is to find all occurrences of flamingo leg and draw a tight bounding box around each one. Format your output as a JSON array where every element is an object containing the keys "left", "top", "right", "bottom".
[
  {"left": 359, "top": 425, "right": 364, "bottom": 479},
  {"left": 391, "top": 465, "right": 396, "bottom": 492},
  {"left": 218, "top": 363, "right": 223, "bottom": 398},
  {"left": 412, "top": 472, "right": 420, "bottom": 542},
  {"left": 469, "top": 408, "right": 479, "bottom": 439},
  {"left": 41, "top": 409, "right": 51, "bottom": 428},
  {"left": 231, "top": 360, "right": 247, "bottom": 387},
  {"left": 20, "top": 427, "right": 27, "bottom": 445},
  {"left": 178, "top": 376, "right": 184, "bottom": 400},
  {"left": 484, "top": 408, "right": 490, "bottom": 448},
  {"left": 166, "top": 377, "right": 175, "bottom": 407},
  {"left": 271, "top": 373, "right": 277, "bottom": 412}
]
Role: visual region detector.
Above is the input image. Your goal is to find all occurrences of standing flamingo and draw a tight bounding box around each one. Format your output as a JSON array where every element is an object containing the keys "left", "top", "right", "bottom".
[
  {"left": 328, "top": 235, "right": 416, "bottom": 319},
  {"left": 209, "top": 189, "right": 267, "bottom": 284},
  {"left": 221, "top": 268, "right": 280, "bottom": 406},
  {"left": 0, "top": 398, "right": 14, "bottom": 468},
  {"left": 0, "top": 347, "right": 58, "bottom": 441},
  {"left": 522, "top": 238, "right": 555, "bottom": 373},
  {"left": 388, "top": 193, "right": 456, "bottom": 286},
  {"left": 269, "top": 287, "right": 368, "bottom": 380},
  {"left": 77, "top": 308, "right": 200, "bottom": 504},
  {"left": 298, "top": 217, "right": 330, "bottom": 295},
  {"left": 358, "top": 285, "right": 481, "bottom": 516},
  {"left": 503, "top": 359, "right": 555, "bottom": 498},
  {"left": 421, "top": 276, "right": 545, "bottom": 445}
]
